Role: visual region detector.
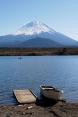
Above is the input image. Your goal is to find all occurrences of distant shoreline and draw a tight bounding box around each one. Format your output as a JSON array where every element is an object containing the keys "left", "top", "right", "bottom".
[{"left": 0, "top": 48, "right": 78, "bottom": 56}]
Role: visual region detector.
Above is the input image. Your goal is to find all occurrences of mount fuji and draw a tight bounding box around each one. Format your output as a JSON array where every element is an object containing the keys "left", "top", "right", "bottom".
[{"left": 0, "top": 21, "right": 78, "bottom": 48}]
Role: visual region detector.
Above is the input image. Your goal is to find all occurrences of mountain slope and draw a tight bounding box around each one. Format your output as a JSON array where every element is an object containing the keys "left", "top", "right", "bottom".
[
  {"left": 0, "top": 21, "right": 78, "bottom": 48},
  {"left": 0, "top": 36, "right": 63, "bottom": 48},
  {"left": 17, "top": 37, "right": 63, "bottom": 48}
]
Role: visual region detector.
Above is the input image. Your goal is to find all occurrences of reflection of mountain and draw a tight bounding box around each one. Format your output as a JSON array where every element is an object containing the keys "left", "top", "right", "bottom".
[{"left": 0, "top": 21, "right": 78, "bottom": 48}]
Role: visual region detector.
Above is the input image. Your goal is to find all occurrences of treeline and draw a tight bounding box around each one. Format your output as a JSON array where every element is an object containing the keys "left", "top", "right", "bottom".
[{"left": 0, "top": 48, "right": 78, "bottom": 56}]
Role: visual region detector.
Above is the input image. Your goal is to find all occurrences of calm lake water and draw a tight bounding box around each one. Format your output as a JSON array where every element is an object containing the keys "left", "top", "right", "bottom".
[{"left": 0, "top": 56, "right": 78, "bottom": 105}]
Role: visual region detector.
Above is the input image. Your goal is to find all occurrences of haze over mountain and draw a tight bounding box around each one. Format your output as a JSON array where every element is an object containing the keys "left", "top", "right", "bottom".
[{"left": 0, "top": 21, "right": 78, "bottom": 48}]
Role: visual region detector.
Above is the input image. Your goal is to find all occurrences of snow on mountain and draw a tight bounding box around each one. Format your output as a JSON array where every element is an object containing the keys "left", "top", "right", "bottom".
[
  {"left": 0, "top": 20, "right": 78, "bottom": 48},
  {"left": 15, "top": 21, "right": 56, "bottom": 35}
]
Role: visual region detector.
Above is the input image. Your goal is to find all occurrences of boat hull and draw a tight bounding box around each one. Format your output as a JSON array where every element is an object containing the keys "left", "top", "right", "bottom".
[{"left": 40, "top": 86, "right": 63, "bottom": 101}]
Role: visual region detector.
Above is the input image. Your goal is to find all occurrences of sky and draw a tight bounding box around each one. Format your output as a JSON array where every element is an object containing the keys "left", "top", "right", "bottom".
[{"left": 0, "top": 0, "right": 78, "bottom": 40}]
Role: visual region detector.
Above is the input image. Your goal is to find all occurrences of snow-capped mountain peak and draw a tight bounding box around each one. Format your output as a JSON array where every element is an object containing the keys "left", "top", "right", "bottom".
[
  {"left": 15, "top": 21, "right": 56, "bottom": 35},
  {"left": 0, "top": 20, "right": 78, "bottom": 48}
]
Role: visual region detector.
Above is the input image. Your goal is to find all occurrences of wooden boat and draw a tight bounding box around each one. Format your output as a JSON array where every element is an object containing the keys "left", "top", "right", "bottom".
[
  {"left": 13, "top": 89, "right": 37, "bottom": 104},
  {"left": 40, "top": 85, "right": 64, "bottom": 101}
]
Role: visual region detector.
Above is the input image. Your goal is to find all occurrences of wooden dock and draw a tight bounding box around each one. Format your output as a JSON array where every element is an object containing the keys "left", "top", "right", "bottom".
[{"left": 13, "top": 89, "right": 37, "bottom": 104}]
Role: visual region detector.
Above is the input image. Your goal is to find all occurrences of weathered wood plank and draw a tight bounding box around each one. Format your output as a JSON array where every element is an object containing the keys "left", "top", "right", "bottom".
[{"left": 13, "top": 89, "right": 36, "bottom": 104}]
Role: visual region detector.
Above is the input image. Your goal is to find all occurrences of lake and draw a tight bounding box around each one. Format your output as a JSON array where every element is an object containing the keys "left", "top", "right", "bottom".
[{"left": 0, "top": 56, "right": 78, "bottom": 105}]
